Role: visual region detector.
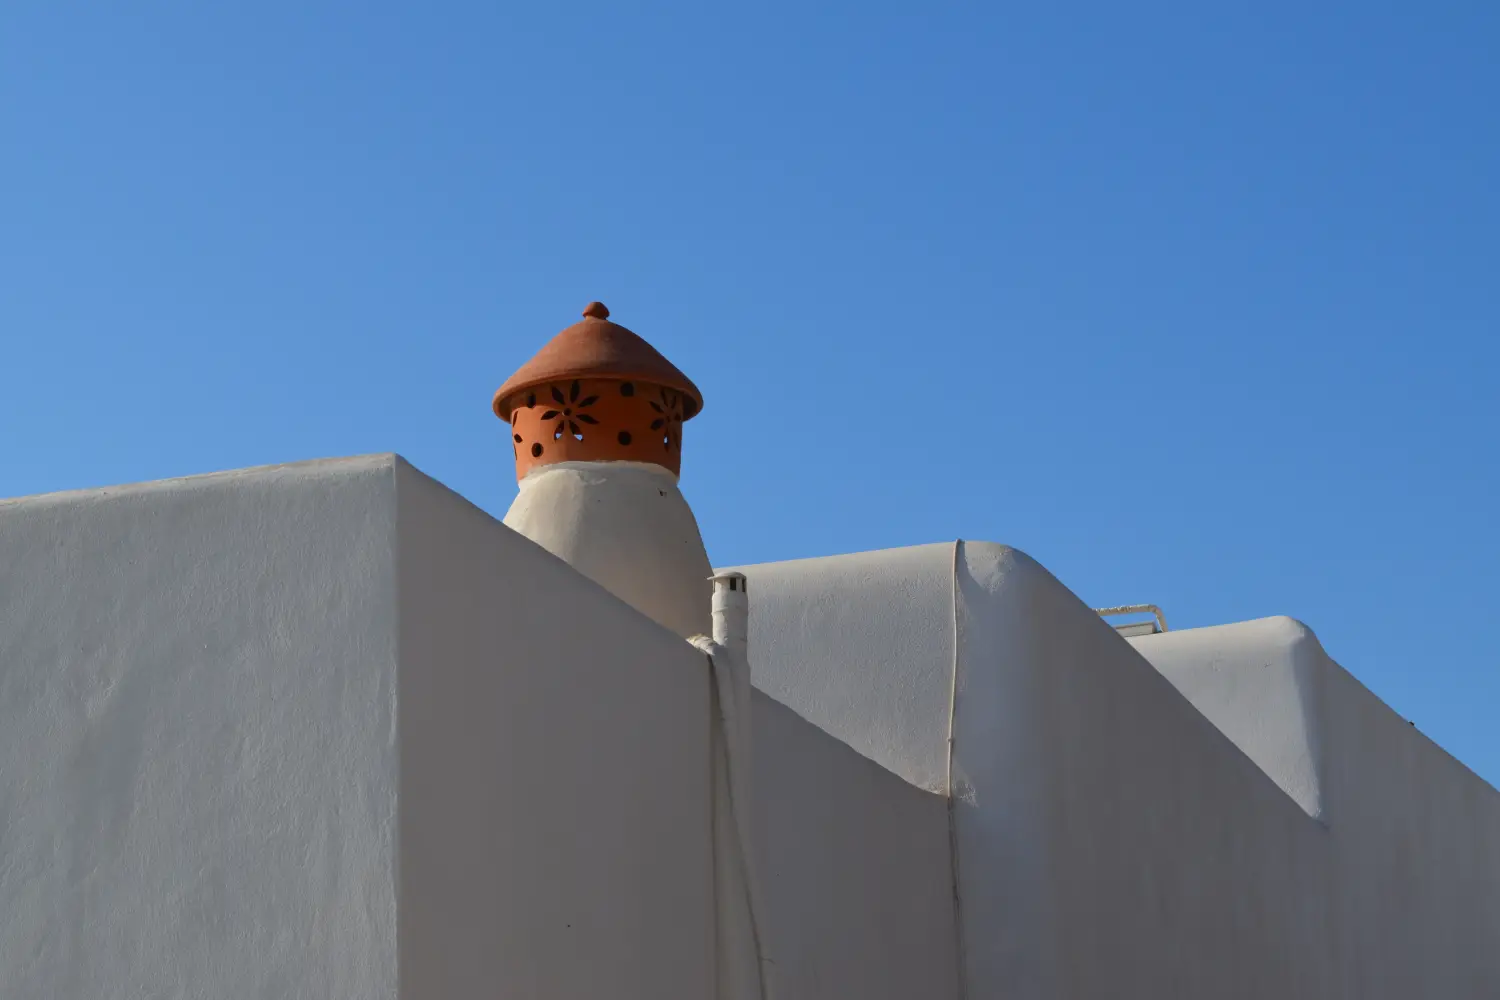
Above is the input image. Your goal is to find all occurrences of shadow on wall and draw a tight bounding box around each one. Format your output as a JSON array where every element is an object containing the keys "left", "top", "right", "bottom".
[{"left": 752, "top": 690, "right": 961, "bottom": 1000}]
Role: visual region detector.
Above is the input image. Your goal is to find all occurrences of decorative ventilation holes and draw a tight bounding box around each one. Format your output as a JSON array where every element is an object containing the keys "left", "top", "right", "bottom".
[
  {"left": 505, "top": 376, "right": 687, "bottom": 478},
  {"left": 539, "top": 379, "right": 600, "bottom": 442},
  {"left": 649, "top": 388, "right": 684, "bottom": 452}
]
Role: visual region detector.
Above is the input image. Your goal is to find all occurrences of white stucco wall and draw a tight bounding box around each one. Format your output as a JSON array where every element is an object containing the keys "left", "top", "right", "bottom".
[
  {"left": 0, "top": 457, "right": 716, "bottom": 999},
  {"left": 12, "top": 457, "right": 1492, "bottom": 998},
  {"left": 1134, "top": 618, "right": 1500, "bottom": 998},
  {"left": 950, "top": 543, "right": 1334, "bottom": 999},
  {"left": 732, "top": 541, "right": 1500, "bottom": 999},
  {"left": 1128, "top": 617, "right": 1327, "bottom": 819},
  {"left": 731, "top": 544, "right": 957, "bottom": 794},
  {"left": 0, "top": 458, "right": 402, "bottom": 998},
  {"left": 394, "top": 460, "right": 715, "bottom": 999},
  {"left": 753, "top": 690, "right": 960, "bottom": 1000},
  {"left": 420, "top": 466, "right": 972, "bottom": 1000}
]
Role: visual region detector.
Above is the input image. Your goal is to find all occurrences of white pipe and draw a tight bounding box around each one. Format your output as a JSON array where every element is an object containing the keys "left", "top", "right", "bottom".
[
  {"left": 693, "top": 571, "right": 770, "bottom": 1000},
  {"left": 710, "top": 572, "right": 749, "bottom": 662}
]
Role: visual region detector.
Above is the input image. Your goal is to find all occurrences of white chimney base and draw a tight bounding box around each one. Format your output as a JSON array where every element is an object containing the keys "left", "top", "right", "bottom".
[{"left": 503, "top": 461, "right": 713, "bottom": 640}]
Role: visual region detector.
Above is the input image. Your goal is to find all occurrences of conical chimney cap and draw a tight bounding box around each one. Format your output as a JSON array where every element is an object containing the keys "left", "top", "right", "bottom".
[{"left": 492, "top": 303, "right": 703, "bottom": 420}]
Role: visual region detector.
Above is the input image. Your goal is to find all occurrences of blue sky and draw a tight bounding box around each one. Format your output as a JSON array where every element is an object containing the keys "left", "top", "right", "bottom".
[{"left": 3, "top": 4, "right": 1496, "bottom": 785}]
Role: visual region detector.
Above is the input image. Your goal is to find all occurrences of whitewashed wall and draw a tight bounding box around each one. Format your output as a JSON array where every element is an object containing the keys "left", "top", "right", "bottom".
[
  {"left": 10, "top": 457, "right": 1490, "bottom": 999},
  {"left": 0, "top": 457, "right": 716, "bottom": 999},
  {"left": 394, "top": 460, "right": 715, "bottom": 998},
  {"left": 0, "top": 457, "right": 986, "bottom": 1000},
  {"left": 1135, "top": 618, "right": 1500, "bottom": 999},
  {"left": 732, "top": 541, "right": 1500, "bottom": 999},
  {"left": 753, "top": 690, "right": 960, "bottom": 1000}
]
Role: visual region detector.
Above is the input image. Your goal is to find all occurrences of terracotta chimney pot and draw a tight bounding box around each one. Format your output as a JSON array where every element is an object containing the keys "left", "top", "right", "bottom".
[{"left": 493, "top": 303, "right": 703, "bottom": 480}]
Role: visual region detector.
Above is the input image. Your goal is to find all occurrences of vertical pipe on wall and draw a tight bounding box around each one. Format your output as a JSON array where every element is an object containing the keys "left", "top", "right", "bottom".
[
  {"left": 698, "top": 571, "right": 770, "bottom": 1000},
  {"left": 711, "top": 573, "right": 749, "bottom": 662}
]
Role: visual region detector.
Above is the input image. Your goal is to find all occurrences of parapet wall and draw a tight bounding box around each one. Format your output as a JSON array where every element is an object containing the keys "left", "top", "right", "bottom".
[
  {"left": 0, "top": 457, "right": 970, "bottom": 1000},
  {"left": 5, "top": 459, "right": 1493, "bottom": 998},
  {"left": 0, "top": 458, "right": 405, "bottom": 997},
  {"left": 0, "top": 457, "right": 717, "bottom": 999},
  {"left": 734, "top": 541, "right": 1500, "bottom": 999},
  {"left": 753, "top": 690, "right": 959, "bottom": 999},
  {"left": 1137, "top": 618, "right": 1500, "bottom": 999}
]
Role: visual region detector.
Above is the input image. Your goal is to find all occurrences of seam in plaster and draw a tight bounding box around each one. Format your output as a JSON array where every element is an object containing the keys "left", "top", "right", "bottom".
[
  {"left": 698, "top": 645, "right": 772, "bottom": 1000},
  {"left": 702, "top": 645, "right": 720, "bottom": 995},
  {"left": 517, "top": 458, "right": 682, "bottom": 485},
  {"left": 945, "top": 540, "right": 970, "bottom": 1000},
  {"left": 389, "top": 457, "right": 405, "bottom": 996}
]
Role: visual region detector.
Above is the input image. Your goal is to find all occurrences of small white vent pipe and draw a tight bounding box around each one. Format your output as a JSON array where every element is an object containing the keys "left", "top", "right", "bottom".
[
  {"left": 711, "top": 572, "right": 749, "bottom": 661},
  {"left": 693, "top": 571, "right": 770, "bottom": 1000}
]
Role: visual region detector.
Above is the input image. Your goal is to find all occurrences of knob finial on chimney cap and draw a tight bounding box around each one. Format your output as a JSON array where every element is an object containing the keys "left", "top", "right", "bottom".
[{"left": 582, "top": 301, "right": 610, "bottom": 320}]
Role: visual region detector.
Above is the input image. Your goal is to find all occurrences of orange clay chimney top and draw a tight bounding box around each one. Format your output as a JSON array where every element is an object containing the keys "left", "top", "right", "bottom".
[{"left": 493, "top": 303, "right": 704, "bottom": 480}]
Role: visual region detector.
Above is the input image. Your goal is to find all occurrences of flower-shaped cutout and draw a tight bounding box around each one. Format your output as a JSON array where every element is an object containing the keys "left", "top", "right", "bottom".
[
  {"left": 649, "top": 388, "right": 684, "bottom": 451},
  {"left": 540, "top": 380, "right": 600, "bottom": 441}
]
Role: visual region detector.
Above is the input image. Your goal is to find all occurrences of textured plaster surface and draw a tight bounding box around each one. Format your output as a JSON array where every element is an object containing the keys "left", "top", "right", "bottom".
[
  {"left": 951, "top": 543, "right": 1333, "bottom": 999},
  {"left": 395, "top": 461, "right": 714, "bottom": 999},
  {"left": 753, "top": 690, "right": 959, "bottom": 1000},
  {"left": 0, "top": 457, "right": 715, "bottom": 999},
  {"left": 725, "top": 544, "right": 955, "bottom": 793},
  {"left": 1135, "top": 618, "right": 1500, "bottom": 999},
  {"left": 735, "top": 541, "right": 1500, "bottom": 999},
  {"left": 0, "top": 458, "right": 401, "bottom": 998},
  {"left": 11, "top": 455, "right": 1495, "bottom": 999},
  {"left": 1130, "top": 617, "right": 1329, "bottom": 818}
]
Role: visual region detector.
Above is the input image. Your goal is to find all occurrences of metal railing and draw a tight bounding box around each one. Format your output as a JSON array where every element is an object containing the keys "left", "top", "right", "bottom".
[{"left": 1095, "top": 603, "right": 1169, "bottom": 636}]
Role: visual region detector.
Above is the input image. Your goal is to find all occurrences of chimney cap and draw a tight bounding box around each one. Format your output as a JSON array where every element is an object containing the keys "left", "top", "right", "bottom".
[{"left": 492, "top": 303, "right": 703, "bottom": 420}]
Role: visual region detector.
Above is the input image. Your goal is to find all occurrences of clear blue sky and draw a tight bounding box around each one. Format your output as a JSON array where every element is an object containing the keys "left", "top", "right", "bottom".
[{"left": 3, "top": 4, "right": 1496, "bottom": 785}]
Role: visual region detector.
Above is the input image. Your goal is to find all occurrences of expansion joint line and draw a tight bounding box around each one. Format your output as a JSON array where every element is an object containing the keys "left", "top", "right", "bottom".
[{"left": 946, "top": 540, "right": 970, "bottom": 1000}]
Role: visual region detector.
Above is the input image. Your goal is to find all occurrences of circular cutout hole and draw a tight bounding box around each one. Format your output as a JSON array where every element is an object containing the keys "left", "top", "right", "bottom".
[
  {"left": 620, "top": 382, "right": 635, "bottom": 397},
  {"left": 530, "top": 443, "right": 543, "bottom": 458},
  {"left": 618, "top": 431, "right": 632, "bottom": 446}
]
